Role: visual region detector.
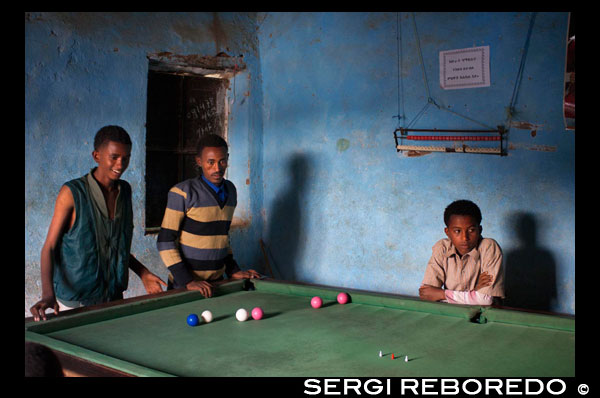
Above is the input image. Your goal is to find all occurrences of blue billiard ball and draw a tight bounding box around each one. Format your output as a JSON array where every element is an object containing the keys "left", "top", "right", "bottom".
[{"left": 187, "top": 314, "right": 200, "bottom": 326}]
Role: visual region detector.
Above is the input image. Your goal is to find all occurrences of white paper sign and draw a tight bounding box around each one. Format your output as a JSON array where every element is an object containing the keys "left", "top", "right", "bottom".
[{"left": 439, "top": 46, "right": 490, "bottom": 89}]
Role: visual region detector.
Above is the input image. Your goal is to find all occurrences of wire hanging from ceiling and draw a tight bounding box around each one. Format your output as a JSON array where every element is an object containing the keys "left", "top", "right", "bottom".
[
  {"left": 506, "top": 12, "right": 537, "bottom": 122},
  {"left": 397, "top": 12, "right": 496, "bottom": 131},
  {"left": 394, "top": 12, "right": 405, "bottom": 128}
]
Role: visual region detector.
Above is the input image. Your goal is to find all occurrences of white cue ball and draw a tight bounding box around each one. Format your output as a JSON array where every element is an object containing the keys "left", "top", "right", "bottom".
[
  {"left": 201, "top": 310, "right": 213, "bottom": 323},
  {"left": 236, "top": 308, "right": 249, "bottom": 322}
]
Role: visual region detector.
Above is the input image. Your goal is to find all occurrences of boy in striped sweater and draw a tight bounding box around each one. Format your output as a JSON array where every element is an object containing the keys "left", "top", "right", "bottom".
[{"left": 157, "top": 134, "right": 260, "bottom": 297}]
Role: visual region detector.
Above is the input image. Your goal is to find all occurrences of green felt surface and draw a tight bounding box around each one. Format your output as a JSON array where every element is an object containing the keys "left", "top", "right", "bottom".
[{"left": 25, "top": 280, "right": 575, "bottom": 377}]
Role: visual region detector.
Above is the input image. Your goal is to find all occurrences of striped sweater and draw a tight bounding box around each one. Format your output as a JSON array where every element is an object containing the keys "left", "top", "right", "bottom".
[{"left": 157, "top": 177, "right": 240, "bottom": 288}]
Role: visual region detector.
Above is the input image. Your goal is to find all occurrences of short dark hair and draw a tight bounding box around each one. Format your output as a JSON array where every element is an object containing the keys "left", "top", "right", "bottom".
[
  {"left": 444, "top": 200, "right": 482, "bottom": 226},
  {"left": 196, "top": 134, "right": 228, "bottom": 156},
  {"left": 93, "top": 125, "right": 132, "bottom": 150}
]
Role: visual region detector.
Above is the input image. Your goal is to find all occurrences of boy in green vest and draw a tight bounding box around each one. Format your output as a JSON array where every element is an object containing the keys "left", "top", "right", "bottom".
[{"left": 30, "top": 126, "right": 166, "bottom": 321}]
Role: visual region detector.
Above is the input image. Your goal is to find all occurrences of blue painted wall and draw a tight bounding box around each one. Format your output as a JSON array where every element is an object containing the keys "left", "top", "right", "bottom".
[
  {"left": 25, "top": 12, "right": 574, "bottom": 316},
  {"left": 256, "top": 12, "right": 573, "bottom": 314}
]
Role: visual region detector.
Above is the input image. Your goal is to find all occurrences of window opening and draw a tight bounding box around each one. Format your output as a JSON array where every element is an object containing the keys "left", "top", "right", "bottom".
[{"left": 144, "top": 53, "right": 245, "bottom": 234}]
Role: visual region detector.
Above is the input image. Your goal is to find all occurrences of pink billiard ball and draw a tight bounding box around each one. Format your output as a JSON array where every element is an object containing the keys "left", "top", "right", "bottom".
[
  {"left": 310, "top": 296, "right": 323, "bottom": 309},
  {"left": 251, "top": 307, "right": 264, "bottom": 320},
  {"left": 337, "top": 292, "right": 349, "bottom": 304}
]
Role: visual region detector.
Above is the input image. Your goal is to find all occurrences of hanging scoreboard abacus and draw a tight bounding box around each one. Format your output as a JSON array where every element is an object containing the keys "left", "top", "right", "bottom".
[
  {"left": 391, "top": 12, "right": 538, "bottom": 157},
  {"left": 394, "top": 126, "right": 506, "bottom": 156}
]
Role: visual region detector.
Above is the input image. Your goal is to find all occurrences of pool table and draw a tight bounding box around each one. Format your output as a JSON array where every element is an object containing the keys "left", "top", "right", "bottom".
[{"left": 25, "top": 278, "right": 575, "bottom": 377}]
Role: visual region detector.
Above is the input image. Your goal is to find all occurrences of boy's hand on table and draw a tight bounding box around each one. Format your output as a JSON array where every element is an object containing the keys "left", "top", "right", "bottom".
[
  {"left": 419, "top": 285, "right": 446, "bottom": 302},
  {"left": 140, "top": 270, "right": 167, "bottom": 294},
  {"left": 186, "top": 280, "right": 214, "bottom": 298},
  {"left": 230, "top": 269, "right": 261, "bottom": 279},
  {"left": 30, "top": 297, "right": 60, "bottom": 321}
]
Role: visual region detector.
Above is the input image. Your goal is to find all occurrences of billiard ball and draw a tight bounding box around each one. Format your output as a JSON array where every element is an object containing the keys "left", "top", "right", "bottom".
[
  {"left": 310, "top": 296, "right": 322, "bottom": 309},
  {"left": 187, "top": 314, "right": 200, "bottom": 326},
  {"left": 251, "top": 307, "right": 264, "bottom": 320},
  {"left": 337, "top": 292, "right": 349, "bottom": 304},
  {"left": 201, "top": 310, "right": 213, "bottom": 323},
  {"left": 236, "top": 308, "right": 249, "bottom": 322}
]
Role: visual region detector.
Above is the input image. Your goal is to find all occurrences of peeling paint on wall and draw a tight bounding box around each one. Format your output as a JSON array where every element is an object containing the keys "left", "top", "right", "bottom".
[
  {"left": 232, "top": 216, "right": 252, "bottom": 229},
  {"left": 405, "top": 150, "right": 431, "bottom": 157},
  {"left": 508, "top": 143, "right": 557, "bottom": 152},
  {"left": 510, "top": 120, "right": 544, "bottom": 131},
  {"left": 336, "top": 138, "right": 350, "bottom": 152}
]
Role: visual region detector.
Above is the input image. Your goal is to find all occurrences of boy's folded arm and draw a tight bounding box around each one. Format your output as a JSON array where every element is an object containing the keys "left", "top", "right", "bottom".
[{"left": 444, "top": 289, "right": 494, "bottom": 305}]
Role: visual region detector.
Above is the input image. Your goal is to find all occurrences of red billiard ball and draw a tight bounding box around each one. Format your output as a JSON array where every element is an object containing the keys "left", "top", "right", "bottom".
[
  {"left": 311, "top": 296, "right": 322, "bottom": 309},
  {"left": 337, "top": 292, "right": 349, "bottom": 304},
  {"left": 251, "top": 307, "right": 264, "bottom": 320}
]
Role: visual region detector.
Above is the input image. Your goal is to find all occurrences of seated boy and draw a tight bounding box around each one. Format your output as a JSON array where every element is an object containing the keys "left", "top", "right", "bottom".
[
  {"left": 157, "top": 134, "right": 260, "bottom": 298},
  {"left": 419, "top": 200, "right": 505, "bottom": 305},
  {"left": 29, "top": 126, "right": 166, "bottom": 321}
]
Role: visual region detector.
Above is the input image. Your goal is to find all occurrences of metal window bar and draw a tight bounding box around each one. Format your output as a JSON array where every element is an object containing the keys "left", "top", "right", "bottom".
[{"left": 394, "top": 126, "right": 506, "bottom": 156}]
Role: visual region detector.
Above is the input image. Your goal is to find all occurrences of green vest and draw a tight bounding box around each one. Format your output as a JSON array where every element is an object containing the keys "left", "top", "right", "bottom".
[{"left": 53, "top": 171, "right": 133, "bottom": 305}]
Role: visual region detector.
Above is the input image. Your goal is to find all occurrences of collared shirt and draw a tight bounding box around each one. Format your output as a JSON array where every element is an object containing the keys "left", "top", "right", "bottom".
[
  {"left": 422, "top": 237, "right": 505, "bottom": 298},
  {"left": 201, "top": 175, "right": 228, "bottom": 203}
]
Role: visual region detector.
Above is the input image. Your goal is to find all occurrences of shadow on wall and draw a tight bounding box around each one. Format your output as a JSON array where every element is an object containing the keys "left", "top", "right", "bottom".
[
  {"left": 264, "top": 153, "right": 314, "bottom": 281},
  {"left": 503, "top": 212, "right": 557, "bottom": 311}
]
